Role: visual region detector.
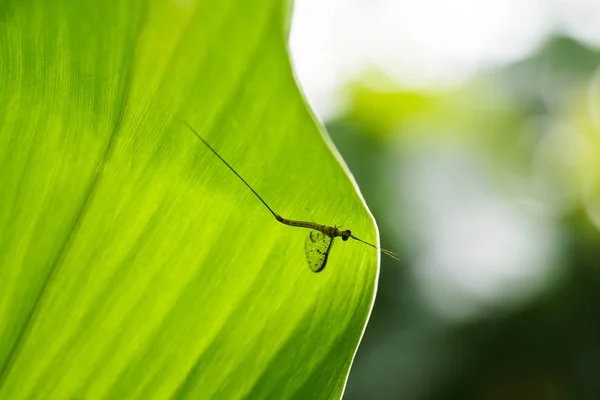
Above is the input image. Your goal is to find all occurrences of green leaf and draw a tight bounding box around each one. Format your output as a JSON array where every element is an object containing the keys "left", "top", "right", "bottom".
[{"left": 0, "top": 0, "right": 379, "bottom": 398}]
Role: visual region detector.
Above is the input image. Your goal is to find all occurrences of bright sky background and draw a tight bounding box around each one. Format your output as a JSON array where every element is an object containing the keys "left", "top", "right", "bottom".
[
  {"left": 290, "top": 0, "right": 600, "bottom": 120},
  {"left": 289, "top": 0, "right": 600, "bottom": 320}
]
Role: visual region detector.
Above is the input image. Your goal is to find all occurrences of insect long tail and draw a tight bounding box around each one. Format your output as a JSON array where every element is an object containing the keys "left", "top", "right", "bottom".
[
  {"left": 182, "top": 121, "right": 280, "bottom": 220},
  {"left": 350, "top": 235, "right": 400, "bottom": 261}
]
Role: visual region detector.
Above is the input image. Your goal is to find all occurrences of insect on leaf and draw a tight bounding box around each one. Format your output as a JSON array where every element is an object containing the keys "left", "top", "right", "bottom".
[{"left": 304, "top": 230, "right": 334, "bottom": 273}]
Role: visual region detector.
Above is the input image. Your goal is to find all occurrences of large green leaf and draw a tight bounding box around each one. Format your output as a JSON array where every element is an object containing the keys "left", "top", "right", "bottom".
[{"left": 0, "top": 0, "right": 380, "bottom": 398}]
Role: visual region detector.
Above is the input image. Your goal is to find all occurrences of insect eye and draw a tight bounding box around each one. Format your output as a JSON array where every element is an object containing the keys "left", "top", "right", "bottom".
[{"left": 342, "top": 230, "right": 351, "bottom": 241}]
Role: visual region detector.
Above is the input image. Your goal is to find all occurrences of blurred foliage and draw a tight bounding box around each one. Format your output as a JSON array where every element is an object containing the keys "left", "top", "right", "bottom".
[{"left": 330, "top": 36, "right": 600, "bottom": 399}]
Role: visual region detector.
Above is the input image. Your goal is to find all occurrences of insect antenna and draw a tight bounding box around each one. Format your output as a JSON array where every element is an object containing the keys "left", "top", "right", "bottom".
[{"left": 350, "top": 234, "right": 400, "bottom": 260}]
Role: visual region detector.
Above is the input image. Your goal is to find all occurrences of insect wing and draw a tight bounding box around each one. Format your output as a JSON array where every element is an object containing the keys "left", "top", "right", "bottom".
[{"left": 304, "top": 230, "right": 334, "bottom": 273}]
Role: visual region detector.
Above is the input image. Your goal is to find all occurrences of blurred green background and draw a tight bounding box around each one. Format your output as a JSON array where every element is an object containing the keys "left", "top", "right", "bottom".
[{"left": 291, "top": 1, "right": 600, "bottom": 399}]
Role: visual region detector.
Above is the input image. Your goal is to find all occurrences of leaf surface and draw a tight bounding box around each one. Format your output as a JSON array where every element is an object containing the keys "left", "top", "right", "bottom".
[{"left": 0, "top": 0, "right": 379, "bottom": 398}]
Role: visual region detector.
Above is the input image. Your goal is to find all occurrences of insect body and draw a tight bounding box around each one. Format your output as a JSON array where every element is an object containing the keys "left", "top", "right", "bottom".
[{"left": 184, "top": 122, "right": 399, "bottom": 272}]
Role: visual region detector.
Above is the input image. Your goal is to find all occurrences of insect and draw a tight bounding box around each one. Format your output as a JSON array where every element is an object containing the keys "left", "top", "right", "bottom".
[{"left": 184, "top": 122, "right": 400, "bottom": 272}]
